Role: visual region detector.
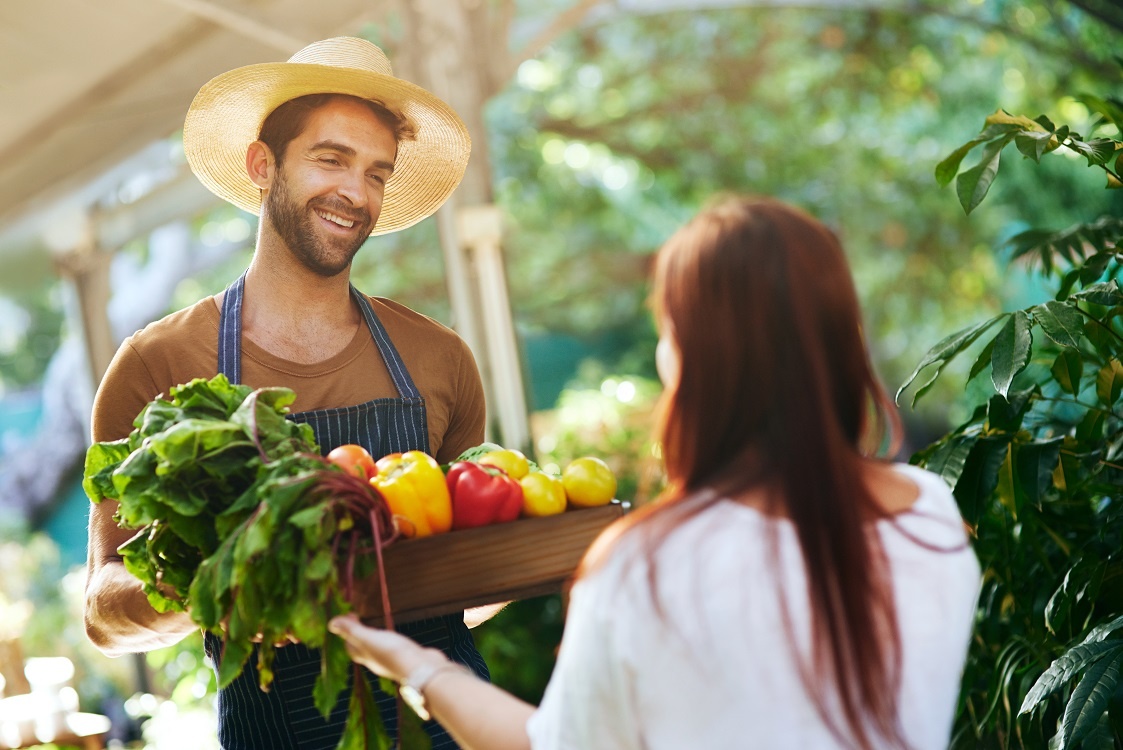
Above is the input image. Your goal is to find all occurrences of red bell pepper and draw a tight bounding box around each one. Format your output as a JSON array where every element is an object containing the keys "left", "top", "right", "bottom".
[{"left": 446, "top": 461, "right": 523, "bottom": 530}]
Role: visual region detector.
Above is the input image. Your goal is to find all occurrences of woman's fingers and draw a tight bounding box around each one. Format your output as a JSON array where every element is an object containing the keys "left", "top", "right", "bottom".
[
  {"left": 328, "top": 615, "right": 442, "bottom": 683},
  {"left": 329, "top": 615, "right": 404, "bottom": 678}
]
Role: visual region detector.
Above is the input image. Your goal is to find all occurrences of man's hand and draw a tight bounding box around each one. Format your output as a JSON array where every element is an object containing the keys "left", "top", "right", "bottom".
[
  {"left": 464, "top": 602, "right": 509, "bottom": 628},
  {"left": 85, "top": 498, "right": 197, "bottom": 656}
]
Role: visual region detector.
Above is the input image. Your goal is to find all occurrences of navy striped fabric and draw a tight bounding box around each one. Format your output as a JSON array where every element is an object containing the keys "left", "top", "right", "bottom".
[{"left": 211, "top": 274, "right": 489, "bottom": 749}]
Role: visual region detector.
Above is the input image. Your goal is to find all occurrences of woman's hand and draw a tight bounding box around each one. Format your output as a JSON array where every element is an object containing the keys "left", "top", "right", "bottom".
[
  {"left": 328, "top": 614, "right": 445, "bottom": 682},
  {"left": 330, "top": 614, "right": 535, "bottom": 750}
]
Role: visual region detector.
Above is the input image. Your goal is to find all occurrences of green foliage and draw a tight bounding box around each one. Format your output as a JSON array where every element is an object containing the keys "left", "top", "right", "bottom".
[
  {"left": 83, "top": 375, "right": 407, "bottom": 749},
  {"left": 904, "top": 81, "right": 1123, "bottom": 748},
  {"left": 481, "top": 0, "right": 1121, "bottom": 426}
]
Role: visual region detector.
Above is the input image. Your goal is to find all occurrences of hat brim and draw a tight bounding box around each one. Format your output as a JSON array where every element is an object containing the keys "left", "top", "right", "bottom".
[{"left": 183, "top": 62, "right": 471, "bottom": 236}]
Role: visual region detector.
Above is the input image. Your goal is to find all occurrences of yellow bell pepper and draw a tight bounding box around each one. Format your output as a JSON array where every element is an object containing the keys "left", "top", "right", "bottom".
[{"left": 371, "top": 451, "right": 452, "bottom": 538}]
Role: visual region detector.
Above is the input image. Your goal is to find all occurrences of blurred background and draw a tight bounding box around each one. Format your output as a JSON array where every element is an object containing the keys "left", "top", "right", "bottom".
[{"left": 0, "top": 0, "right": 1120, "bottom": 747}]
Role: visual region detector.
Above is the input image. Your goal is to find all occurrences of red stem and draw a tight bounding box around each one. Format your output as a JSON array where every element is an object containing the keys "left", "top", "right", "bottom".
[{"left": 370, "top": 508, "right": 394, "bottom": 633}]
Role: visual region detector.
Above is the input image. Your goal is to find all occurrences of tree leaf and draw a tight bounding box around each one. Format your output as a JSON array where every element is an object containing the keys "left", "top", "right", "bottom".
[
  {"left": 935, "top": 122, "right": 1022, "bottom": 186},
  {"left": 1019, "top": 640, "right": 1123, "bottom": 715},
  {"left": 1067, "top": 137, "right": 1118, "bottom": 167},
  {"left": 1094, "top": 360, "right": 1123, "bottom": 406},
  {"left": 1058, "top": 648, "right": 1123, "bottom": 749},
  {"left": 988, "top": 389, "right": 1035, "bottom": 432},
  {"left": 1035, "top": 301, "right": 1086, "bottom": 349},
  {"left": 1072, "top": 281, "right": 1123, "bottom": 307},
  {"left": 924, "top": 432, "right": 980, "bottom": 488},
  {"left": 968, "top": 337, "right": 997, "bottom": 383},
  {"left": 1076, "top": 409, "right": 1105, "bottom": 443},
  {"left": 1083, "top": 614, "right": 1123, "bottom": 644},
  {"left": 1013, "top": 437, "right": 1062, "bottom": 508},
  {"left": 1077, "top": 94, "right": 1123, "bottom": 129},
  {"left": 1015, "top": 129, "right": 1058, "bottom": 162},
  {"left": 956, "top": 134, "right": 1015, "bottom": 214},
  {"left": 991, "top": 311, "right": 1033, "bottom": 397},
  {"left": 1077, "top": 712, "right": 1114, "bottom": 750},
  {"left": 954, "top": 437, "right": 1010, "bottom": 526},
  {"left": 896, "top": 315, "right": 1004, "bottom": 403},
  {"left": 1052, "top": 349, "right": 1084, "bottom": 395}
]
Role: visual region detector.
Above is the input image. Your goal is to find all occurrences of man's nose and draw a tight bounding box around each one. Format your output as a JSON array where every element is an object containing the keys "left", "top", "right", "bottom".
[{"left": 336, "top": 168, "right": 368, "bottom": 207}]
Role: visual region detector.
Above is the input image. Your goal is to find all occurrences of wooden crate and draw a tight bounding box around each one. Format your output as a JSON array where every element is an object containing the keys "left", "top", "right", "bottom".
[{"left": 361, "top": 503, "right": 627, "bottom": 626}]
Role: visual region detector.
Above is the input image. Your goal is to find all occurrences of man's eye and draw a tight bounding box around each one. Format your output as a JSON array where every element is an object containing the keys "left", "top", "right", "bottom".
[
  {"left": 368, "top": 174, "right": 386, "bottom": 185},
  {"left": 321, "top": 157, "right": 341, "bottom": 166}
]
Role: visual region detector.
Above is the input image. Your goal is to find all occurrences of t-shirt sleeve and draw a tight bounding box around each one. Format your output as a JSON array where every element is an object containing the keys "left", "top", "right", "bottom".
[
  {"left": 525, "top": 567, "right": 643, "bottom": 750},
  {"left": 91, "top": 339, "right": 162, "bottom": 443},
  {"left": 434, "top": 338, "right": 486, "bottom": 464}
]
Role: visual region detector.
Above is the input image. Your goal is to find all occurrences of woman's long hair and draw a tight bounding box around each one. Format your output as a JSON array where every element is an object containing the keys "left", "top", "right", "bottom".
[{"left": 583, "top": 196, "right": 907, "bottom": 749}]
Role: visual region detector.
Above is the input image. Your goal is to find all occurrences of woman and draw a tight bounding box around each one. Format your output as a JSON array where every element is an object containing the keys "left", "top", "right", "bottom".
[{"left": 329, "top": 196, "right": 981, "bottom": 749}]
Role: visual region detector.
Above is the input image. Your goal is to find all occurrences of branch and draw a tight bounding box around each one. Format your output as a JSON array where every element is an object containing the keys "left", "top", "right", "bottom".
[
  {"left": 507, "top": 0, "right": 604, "bottom": 77},
  {"left": 907, "top": 0, "right": 1119, "bottom": 80}
]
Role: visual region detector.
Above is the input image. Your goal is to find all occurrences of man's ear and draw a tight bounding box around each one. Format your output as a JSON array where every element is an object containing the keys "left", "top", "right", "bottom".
[{"left": 246, "top": 141, "right": 275, "bottom": 190}]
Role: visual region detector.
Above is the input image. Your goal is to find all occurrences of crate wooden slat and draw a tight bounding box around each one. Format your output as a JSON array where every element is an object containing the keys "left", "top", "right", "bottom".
[{"left": 361, "top": 503, "right": 626, "bottom": 626}]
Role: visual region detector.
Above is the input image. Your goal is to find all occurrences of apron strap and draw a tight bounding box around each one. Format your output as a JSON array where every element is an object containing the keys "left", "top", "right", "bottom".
[
  {"left": 217, "top": 271, "right": 247, "bottom": 383},
  {"left": 350, "top": 285, "right": 424, "bottom": 401}
]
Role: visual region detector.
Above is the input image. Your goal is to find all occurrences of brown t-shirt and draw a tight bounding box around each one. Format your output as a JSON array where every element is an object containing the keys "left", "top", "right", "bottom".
[{"left": 91, "top": 293, "right": 486, "bottom": 464}]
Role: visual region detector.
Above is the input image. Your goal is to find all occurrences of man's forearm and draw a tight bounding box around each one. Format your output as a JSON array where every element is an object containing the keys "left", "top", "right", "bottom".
[{"left": 84, "top": 561, "right": 196, "bottom": 657}]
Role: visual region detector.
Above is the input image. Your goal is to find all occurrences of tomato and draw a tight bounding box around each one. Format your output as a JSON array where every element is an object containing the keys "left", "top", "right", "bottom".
[
  {"left": 562, "top": 457, "right": 617, "bottom": 508},
  {"left": 326, "top": 444, "right": 377, "bottom": 481},
  {"left": 478, "top": 449, "right": 530, "bottom": 479},
  {"left": 519, "top": 471, "right": 567, "bottom": 517}
]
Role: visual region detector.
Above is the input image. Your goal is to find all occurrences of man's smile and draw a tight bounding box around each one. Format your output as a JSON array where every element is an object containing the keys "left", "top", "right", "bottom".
[{"left": 314, "top": 207, "right": 352, "bottom": 229}]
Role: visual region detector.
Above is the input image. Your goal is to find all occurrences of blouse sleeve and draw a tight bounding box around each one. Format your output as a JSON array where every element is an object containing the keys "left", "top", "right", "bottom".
[{"left": 525, "top": 563, "right": 644, "bottom": 750}]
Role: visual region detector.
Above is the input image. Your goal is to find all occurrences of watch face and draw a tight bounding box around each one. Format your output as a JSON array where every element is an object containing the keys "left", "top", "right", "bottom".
[{"left": 400, "top": 684, "right": 431, "bottom": 722}]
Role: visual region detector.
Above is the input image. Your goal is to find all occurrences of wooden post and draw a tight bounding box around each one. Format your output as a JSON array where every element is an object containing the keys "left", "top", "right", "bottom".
[
  {"left": 51, "top": 216, "right": 115, "bottom": 388},
  {"left": 457, "top": 206, "right": 530, "bottom": 451},
  {"left": 400, "top": 0, "right": 532, "bottom": 452}
]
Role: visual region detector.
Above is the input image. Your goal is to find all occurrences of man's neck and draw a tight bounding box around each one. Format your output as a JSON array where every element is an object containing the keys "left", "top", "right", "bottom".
[{"left": 238, "top": 239, "right": 362, "bottom": 365}]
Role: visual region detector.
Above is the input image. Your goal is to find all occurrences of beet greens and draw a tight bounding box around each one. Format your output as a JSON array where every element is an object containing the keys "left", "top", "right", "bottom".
[{"left": 83, "top": 374, "right": 417, "bottom": 749}]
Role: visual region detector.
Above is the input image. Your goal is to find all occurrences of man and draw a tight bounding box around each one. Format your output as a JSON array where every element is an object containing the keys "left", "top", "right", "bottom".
[{"left": 85, "top": 37, "right": 495, "bottom": 750}]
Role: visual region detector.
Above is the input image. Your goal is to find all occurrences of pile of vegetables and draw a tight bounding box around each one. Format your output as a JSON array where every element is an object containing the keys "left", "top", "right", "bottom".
[
  {"left": 83, "top": 374, "right": 619, "bottom": 748},
  {"left": 83, "top": 375, "right": 405, "bottom": 748},
  {"left": 333, "top": 443, "right": 618, "bottom": 540}
]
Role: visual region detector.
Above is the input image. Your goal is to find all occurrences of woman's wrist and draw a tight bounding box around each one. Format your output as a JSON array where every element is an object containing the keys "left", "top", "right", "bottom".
[
  {"left": 400, "top": 657, "right": 474, "bottom": 722},
  {"left": 395, "top": 646, "right": 449, "bottom": 683}
]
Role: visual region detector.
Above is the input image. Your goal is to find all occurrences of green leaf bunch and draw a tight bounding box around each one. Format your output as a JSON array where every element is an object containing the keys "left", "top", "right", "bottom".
[
  {"left": 908, "top": 86, "right": 1123, "bottom": 749},
  {"left": 82, "top": 375, "right": 415, "bottom": 749}
]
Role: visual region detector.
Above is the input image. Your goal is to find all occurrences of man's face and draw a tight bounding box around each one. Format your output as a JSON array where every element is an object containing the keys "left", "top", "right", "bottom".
[{"left": 264, "top": 97, "right": 397, "bottom": 277}]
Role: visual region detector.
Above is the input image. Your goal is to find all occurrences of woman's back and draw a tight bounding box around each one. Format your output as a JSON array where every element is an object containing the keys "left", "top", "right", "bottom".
[{"left": 527, "top": 464, "right": 980, "bottom": 749}]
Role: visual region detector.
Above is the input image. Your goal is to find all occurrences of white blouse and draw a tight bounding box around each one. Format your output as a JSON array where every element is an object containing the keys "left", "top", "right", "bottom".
[{"left": 526, "top": 464, "right": 981, "bottom": 749}]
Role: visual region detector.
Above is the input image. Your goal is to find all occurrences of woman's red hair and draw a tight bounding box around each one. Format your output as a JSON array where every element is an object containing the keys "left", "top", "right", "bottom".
[{"left": 581, "top": 196, "right": 907, "bottom": 749}]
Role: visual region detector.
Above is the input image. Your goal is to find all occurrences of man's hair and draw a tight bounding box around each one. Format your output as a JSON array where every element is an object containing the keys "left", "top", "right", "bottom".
[{"left": 258, "top": 93, "right": 416, "bottom": 165}]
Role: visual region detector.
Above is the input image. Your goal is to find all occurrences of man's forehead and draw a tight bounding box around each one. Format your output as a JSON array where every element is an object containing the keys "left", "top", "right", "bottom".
[{"left": 293, "top": 99, "right": 397, "bottom": 156}]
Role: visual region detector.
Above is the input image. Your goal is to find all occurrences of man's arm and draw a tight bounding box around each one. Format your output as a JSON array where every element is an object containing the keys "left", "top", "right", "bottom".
[{"left": 85, "top": 498, "right": 197, "bottom": 657}]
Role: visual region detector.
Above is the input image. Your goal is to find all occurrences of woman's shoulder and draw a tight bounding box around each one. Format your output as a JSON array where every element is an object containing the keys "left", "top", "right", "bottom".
[
  {"left": 878, "top": 463, "right": 977, "bottom": 555},
  {"left": 885, "top": 462, "right": 959, "bottom": 515}
]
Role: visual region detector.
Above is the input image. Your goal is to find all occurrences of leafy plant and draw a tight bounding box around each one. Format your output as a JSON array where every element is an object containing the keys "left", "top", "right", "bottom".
[
  {"left": 82, "top": 375, "right": 418, "bottom": 749},
  {"left": 899, "top": 87, "right": 1123, "bottom": 748}
]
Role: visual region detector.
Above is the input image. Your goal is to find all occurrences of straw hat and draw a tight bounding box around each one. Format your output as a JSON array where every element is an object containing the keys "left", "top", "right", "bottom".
[{"left": 183, "top": 37, "right": 471, "bottom": 236}]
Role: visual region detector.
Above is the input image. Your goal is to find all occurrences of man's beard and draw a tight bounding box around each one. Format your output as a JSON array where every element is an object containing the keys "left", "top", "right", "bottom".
[{"left": 265, "top": 165, "right": 373, "bottom": 278}]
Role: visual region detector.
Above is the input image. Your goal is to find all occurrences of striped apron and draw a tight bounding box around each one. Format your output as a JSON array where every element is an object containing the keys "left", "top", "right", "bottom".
[{"left": 204, "top": 272, "right": 490, "bottom": 750}]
